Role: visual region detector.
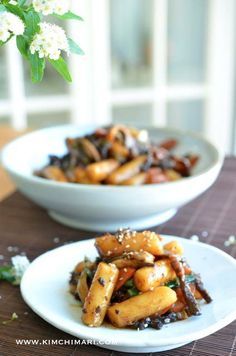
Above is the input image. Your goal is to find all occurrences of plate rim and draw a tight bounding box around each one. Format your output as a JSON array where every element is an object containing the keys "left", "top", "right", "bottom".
[{"left": 20, "top": 235, "right": 236, "bottom": 348}]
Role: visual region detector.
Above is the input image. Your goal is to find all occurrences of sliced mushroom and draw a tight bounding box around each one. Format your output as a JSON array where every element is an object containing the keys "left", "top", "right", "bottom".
[
  {"left": 168, "top": 254, "right": 201, "bottom": 316},
  {"left": 79, "top": 138, "right": 101, "bottom": 162},
  {"left": 69, "top": 271, "right": 81, "bottom": 295},
  {"left": 159, "top": 138, "right": 178, "bottom": 151},
  {"left": 145, "top": 168, "right": 170, "bottom": 184},
  {"left": 69, "top": 260, "right": 96, "bottom": 297},
  {"left": 185, "top": 154, "right": 199, "bottom": 169},
  {"left": 107, "top": 125, "right": 131, "bottom": 143},
  {"left": 73, "top": 260, "right": 95, "bottom": 274},
  {"left": 109, "top": 251, "right": 155, "bottom": 269},
  {"left": 171, "top": 156, "right": 191, "bottom": 177},
  {"left": 194, "top": 273, "right": 212, "bottom": 303}
]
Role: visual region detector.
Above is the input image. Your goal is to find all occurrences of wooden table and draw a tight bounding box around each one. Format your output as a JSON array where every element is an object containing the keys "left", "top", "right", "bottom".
[{"left": 0, "top": 158, "right": 236, "bottom": 356}]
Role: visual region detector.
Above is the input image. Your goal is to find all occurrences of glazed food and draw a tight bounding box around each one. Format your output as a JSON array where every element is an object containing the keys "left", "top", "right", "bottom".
[
  {"left": 69, "top": 229, "right": 212, "bottom": 330},
  {"left": 35, "top": 125, "right": 199, "bottom": 185}
]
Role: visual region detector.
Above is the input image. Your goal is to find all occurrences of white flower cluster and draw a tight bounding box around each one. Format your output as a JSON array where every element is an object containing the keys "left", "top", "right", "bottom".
[
  {"left": 32, "top": 0, "right": 70, "bottom": 16},
  {"left": 30, "top": 22, "right": 69, "bottom": 60},
  {"left": 0, "top": 11, "right": 25, "bottom": 42}
]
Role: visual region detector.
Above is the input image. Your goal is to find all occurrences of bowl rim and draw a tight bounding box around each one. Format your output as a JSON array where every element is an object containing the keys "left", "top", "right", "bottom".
[{"left": 1, "top": 124, "right": 224, "bottom": 191}]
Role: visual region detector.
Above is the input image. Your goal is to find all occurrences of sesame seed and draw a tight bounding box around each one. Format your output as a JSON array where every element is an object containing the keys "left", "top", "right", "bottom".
[
  {"left": 164, "top": 318, "right": 170, "bottom": 323},
  {"left": 115, "top": 228, "right": 134, "bottom": 243},
  {"left": 53, "top": 237, "right": 60, "bottom": 243}
]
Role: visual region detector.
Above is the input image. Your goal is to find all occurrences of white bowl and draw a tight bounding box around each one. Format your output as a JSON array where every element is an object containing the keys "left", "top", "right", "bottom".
[
  {"left": 2, "top": 125, "right": 223, "bottom": 231},
  {"left": 20, "top": 235, "right": 236, "bottom": 353}
]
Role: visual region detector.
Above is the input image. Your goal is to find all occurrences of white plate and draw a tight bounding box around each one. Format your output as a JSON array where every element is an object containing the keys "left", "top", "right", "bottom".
[
  {"left": 20, "top": 235, "right": 236, "bottom": 353},
  {"left": 2, "top": 125, "right": 223, "bottom": 231}
]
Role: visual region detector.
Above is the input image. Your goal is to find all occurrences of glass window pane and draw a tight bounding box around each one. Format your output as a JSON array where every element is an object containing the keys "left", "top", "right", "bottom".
[
  {"left": 110, "top": 0, "right": 154, "bottom": 89},
  {"left": 0, "top": 48, "right": 8, "bottom": 99},
  {"left": 167, "top": 100, "right": 204, "bottom": 132},
  {"left": 112, "top": 104, "right": 153, "bottom": 126},
  {"left": 168, "top": 0, "right": 208, "bottom": 83},
  {"left": 27, "top": 112, "right": 70, "bottom": 129}
]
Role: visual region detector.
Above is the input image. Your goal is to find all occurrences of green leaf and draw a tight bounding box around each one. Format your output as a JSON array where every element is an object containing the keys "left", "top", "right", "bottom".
[
  {"left": 5, "top": 3, "right": 24, "bottom": 20},
  {"left": 165, "top": 274, "right": 196, "bottom": 289},
  {"left": 18, "top": 0, "right": 27, "bottom": 6},
  {"left": 28, "top": 53, "right": 45, "bottom": 83},
  {"left": 16, "top": 35, "right": 28, "bottom": 58},
  {"left": 68, "top": 38, "right": 84, "bottom": 55},
  {"left": 54, "top": 11, "right": 83, "bottom": 21},
  {"left": 0, "top": 266, "right": 15, "bottom": 283},
  {"left": 0, "top": 4, "right": 6, "bottom": 12},
  {"left": 48, "top": 57, "right": 72, "bottom": 82},
  {"left": 0, "top": 34, "right": 13, "bottom": 47},
  {"left": 24, "top": 10, "right": 40, "bottom": 40}
]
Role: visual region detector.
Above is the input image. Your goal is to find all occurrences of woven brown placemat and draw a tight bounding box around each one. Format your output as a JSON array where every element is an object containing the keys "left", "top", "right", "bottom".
[{"left": 0, "top": 157, "right": 235, "bottom": 356}]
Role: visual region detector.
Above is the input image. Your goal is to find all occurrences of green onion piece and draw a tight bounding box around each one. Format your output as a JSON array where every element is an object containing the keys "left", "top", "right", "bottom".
[
  {"left": 127, "top": 287, "right": 139, "bottom": 297},
  {"left": 166, "top": 274, "right": 196, "bottom": 288},
  {"left": 124, "top": 279, "right": 134, "bottom": 288}
]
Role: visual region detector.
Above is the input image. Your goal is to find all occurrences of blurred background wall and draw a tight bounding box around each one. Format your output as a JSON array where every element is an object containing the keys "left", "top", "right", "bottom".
[{"left": 0, "top": 0, "right": 236, "bottom": 153}]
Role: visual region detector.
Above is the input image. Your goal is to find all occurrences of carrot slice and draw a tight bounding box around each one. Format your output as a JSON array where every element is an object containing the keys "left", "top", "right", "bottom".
[
  {"left": 159, "top": 305, "right": 173, "bottom": 315},
  {"left": 114, "top": 267, "right": 136, "bottom": 291},
  {"left": 170, "top": 300, "right": 186, "bottom": 313},
  {"left": 184, "top": 265, "right": 192, "bottom": 274}
]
